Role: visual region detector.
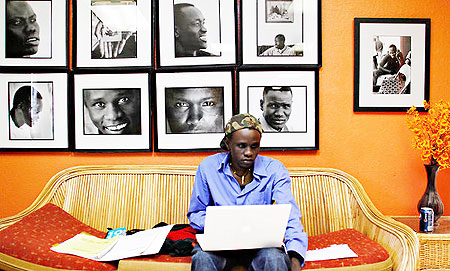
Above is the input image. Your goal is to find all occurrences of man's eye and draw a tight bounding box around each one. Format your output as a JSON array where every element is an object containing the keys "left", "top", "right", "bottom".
[
  {"left": 269, "top": 104, "right": 280, "bottom": 109},
  {"left": 118, "top": 97, "right": 130, "bottom": 105},
  {"left": 201, "top": 101, "right": 216, "bottom": 107},
  {"left": 251, "top": 143, "right": 260, "bottom": 149},
  {"left": 175, "top": 102, "right": 189, "bottom": 108},
  {"left": 92, "top": 102, "right": 105, "bottom": 108},
  {"left": 237, "top": 143, "right": 246, "bottom": 148},
  {"left": 11, "top": 19, "right": 24, "bottom": 26}
]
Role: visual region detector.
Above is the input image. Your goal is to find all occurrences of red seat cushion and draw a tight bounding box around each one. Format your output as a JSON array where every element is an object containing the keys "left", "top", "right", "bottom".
[
  {"left": 303, "top": 228, "right": 391, "bottom": 269},
  {"left": 119, "top": 228, "right": 391, "bottom": 270},
  {"left": 0, "top": 203, "right": 117, "bottom": 270}
]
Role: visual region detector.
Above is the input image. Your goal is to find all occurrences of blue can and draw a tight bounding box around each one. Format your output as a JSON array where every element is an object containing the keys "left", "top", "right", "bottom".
[{"left": 419, "top": 207, "right": 434, "bottom": 232}]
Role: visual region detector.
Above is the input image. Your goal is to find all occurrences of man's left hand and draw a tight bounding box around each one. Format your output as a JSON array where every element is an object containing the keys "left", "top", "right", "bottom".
[{"left": 290, "top": 256, "right": 302, "bottom": 271}]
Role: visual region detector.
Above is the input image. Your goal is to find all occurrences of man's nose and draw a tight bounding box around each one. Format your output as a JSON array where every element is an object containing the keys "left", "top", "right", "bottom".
[
  {"left": 244, "top": 146, "right": 254, "bottom": 157},
  {"left": 187, "top": 104, "right": 203, "bottom": 125},
  {"left": 25, "top": 21, "right": 38, "bottom": 34},
  {"left": 104, "top": 105, "right": 122, "bottom": 120}
]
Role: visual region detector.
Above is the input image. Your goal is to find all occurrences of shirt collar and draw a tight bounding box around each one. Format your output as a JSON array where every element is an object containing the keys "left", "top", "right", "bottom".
[{"left": 218, "top": 152, "right": 268, "bottom": 178}]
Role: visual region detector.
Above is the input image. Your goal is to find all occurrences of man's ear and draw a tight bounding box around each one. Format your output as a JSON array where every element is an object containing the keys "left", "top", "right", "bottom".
[
  {"left": 224, "top": 137, "right": 230, "bottom": 151},
  {"left": 174, "top": 26, "right": 179, "bottom": 38},
  {"left": 260, "top": 99, "right": 264, "bottom": 112}
]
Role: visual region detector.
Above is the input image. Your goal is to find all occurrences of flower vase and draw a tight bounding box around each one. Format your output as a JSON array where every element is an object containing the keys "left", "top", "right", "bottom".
[{"left": 417, "top": 164, "right": 444, "bottom": 224}]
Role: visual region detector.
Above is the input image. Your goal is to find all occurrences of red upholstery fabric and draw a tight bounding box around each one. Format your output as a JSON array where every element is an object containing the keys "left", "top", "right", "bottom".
[
  {"left": 121, "top": 228, "right": 390, "bottom": 270},
  {"left": 0, "top": 203, "right": 117, "bottom": 271},
  {"left": 303, "top": 228, "right": 390, "bottom": 269}
]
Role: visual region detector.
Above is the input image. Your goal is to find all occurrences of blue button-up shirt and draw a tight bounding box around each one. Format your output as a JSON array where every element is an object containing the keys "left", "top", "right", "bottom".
[{"left": 187, "top": 152, "right": 308, "bottom": 262}]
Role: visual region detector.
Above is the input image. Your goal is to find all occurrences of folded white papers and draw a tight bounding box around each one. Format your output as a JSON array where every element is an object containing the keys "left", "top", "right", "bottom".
[{"left": 305, "top": 244, "right": 358, "bottom": 262}]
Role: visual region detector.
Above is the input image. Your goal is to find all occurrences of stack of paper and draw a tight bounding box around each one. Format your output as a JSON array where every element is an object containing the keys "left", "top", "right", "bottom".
[
  {"left": 305, "top": 244, "right": 358, "bottom": 262},
  {"left": 51, "top": 224, "right": 173, "bottom": 261}
]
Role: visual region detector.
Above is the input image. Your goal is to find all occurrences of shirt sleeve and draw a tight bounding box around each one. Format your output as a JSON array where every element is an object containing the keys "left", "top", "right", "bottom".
[
  {"left": 272, "top": 162, "right": 308, "bottom": 266},
  {"left": 187, "top": 162, "right": 211, "bottom": 232}
]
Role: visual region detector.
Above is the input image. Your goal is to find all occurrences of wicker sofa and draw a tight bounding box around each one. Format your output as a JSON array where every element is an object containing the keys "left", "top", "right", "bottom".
[{"left": 0, "top": 165, "right": 419, "bottom": 270}]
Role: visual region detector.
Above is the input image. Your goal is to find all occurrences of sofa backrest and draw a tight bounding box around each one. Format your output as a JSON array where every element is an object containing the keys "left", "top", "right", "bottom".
[{"left": 35, "top": 165, "right": 368, "bottom": 238}]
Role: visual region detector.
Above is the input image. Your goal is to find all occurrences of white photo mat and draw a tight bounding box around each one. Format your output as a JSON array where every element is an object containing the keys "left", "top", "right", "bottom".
[
  {"left": 155, "top": 71, "right": 233, "bottom": 151},
  {"left": 74, "top": 73, "right": 150, "bottom": 151},
  {"left": 0, "top": 0, "right": 67, "bottom": 67},
  {"left": 355, "top": 19, "right": 430, "bottom": 111},
  {"left": 158, "top": 0, "right": 237, "bottom": 67},
  {"left": 241, "top": 0, "right": 320, "bottom": 65},
  {"left": 239, "top": 70, "right": 317, "bottom": 149},
  {"left": 75, "top": 0, "right": 152, "bottom": 68},
  {"left": 0, "top": 73, "right": 68, "bottom": 149}
]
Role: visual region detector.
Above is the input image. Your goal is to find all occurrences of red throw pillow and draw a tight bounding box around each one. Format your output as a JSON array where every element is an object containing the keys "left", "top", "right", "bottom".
[{"left": 0, "top": 203, "right": 117, "bottom": 270}]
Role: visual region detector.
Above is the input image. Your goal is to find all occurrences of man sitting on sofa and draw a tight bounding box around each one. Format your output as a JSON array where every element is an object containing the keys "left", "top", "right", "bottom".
[{"left": 187, "top": 113, "right": 307, "bottom": 271}]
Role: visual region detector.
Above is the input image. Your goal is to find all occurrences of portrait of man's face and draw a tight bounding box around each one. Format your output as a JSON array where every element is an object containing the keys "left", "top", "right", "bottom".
[
  {"left": 174, "top": 4, "right": 208, "bottom": 57},
  {"left": 165, "top": 87, "right": 224, "bottom": 133},
  {"left": 260, "top": 87, "right": 293, "bottom": 131},
  {"left": 6, "top": 1, "right": 40, "bottom": 58},
  {"left": 83, "top": 88, "right": 141, "bottom": 135}
]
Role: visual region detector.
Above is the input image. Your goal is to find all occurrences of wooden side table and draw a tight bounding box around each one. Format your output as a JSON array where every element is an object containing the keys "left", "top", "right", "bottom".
[{"left": 392, "top": 216, "right": 450, "bottom": 270}]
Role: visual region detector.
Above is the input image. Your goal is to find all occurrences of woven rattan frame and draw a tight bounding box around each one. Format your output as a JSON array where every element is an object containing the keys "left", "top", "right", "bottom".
[{"left": 0, "top": 165, "right": 419, "bottom": 270}]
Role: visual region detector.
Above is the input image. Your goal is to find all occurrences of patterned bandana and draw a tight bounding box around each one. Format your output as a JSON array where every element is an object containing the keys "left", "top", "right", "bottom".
[{"left": 220, "top": 113, "right": 262, "bottom": 150}]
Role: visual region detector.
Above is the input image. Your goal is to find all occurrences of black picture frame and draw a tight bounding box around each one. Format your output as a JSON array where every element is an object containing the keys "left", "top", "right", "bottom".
[
  {"left": 156, "top": 0, "right": 238, "bottom": 69},
  {"left": 237, "top": 69, "right": 319, "bottom": 150},
  {"left": 0, "top": 0, "right": 69, "bottom": 71},
  {"left": 73, "top": 0, "right": 153, "bottom": 70},
  {"left": 0, "top": 72, "right": 69, "bottom": 151},
  {"left": 154, "top": 70, "right": 234, "bottom": 152},
  {"left": 73, "top": 72, "right": 151, "bottom": 152},
  {"left": 354, "top": 18, "right": 430, "bottom": 112},
  {"left": 240, "top": 0, "right": 321, "bottom": 68}
]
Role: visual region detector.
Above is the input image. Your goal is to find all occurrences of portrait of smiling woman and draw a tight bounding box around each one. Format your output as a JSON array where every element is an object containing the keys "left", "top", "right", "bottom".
[{"left": 83, "top": 88, "right": 141, "bottom": 135}]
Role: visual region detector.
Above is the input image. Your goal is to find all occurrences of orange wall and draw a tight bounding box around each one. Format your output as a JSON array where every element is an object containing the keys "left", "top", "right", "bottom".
[{"left": 1, "top": 0, "right": 449, "bottom": 219}]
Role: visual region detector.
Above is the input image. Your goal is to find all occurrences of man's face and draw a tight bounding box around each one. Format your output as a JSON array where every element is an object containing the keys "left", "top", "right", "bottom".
[
  {"left": 175, "top": 6, "right": 207, "bottom": 52},
  {"left": 260, "top": 90, "right": 293, "bottom": 131},
  {"left": 165, "top": 87, "right": 223, "bottom": 133},
  {"left": 84, "top": 89, "right": 141, "bottom": 135},
  {"left": 225, "top": 128, "right": 261, "bottom": 171},
  {"left": 22, "top": 91, "right": 42, "bottom": 127},
  {"left": 388, "top": 47, "right": 396, "bottom": 58},
  {"left": 275, "top": 37, "right": 285, "bottom": 49},
  {"left": 6, "top": 1, "right": 40, "bottom": 57}
]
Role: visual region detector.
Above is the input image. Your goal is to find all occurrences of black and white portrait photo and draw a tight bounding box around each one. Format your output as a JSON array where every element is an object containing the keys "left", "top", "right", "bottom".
[
  {"left": 8, "top": 81, "right": 54, "bottom": 140},
  {"left": 266, "top": 0, "right": 294, "bottom": 23},
  {"left": 242, "top": 0, "right": 320, "bottom": 65},
  {"left": 247, "top": 85, "right": 306, "bottom": 133},
  {"left": 354, "top": 18, "right": 430, "bottom": 112},
  {"left": 90, "top": 0, "right": 137, "bottom": 59},
  {"left": 5, "top": 0, "right": 51, "bottom": 59},
  {"left": 173, "top": 0, "right": 221, "bottom": 58},
  {"left": 158, "top": 0, "right": 236, "bottom": 67},
  {"left": 165, "top": 86, "right": 224, "bottom": 134},
  {"left": 83, "top": 88, "right": 141, "bottom": 135},
  {"left": 372, "top": 35, "right": 411, "bottom": 94},
  {"left": 239, "top": 70, "right": 318, "bottom": 150}
]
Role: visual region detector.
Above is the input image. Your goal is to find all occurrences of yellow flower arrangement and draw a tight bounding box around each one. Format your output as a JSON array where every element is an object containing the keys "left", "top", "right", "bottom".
[{"left": 406, "top": 100, "right": 450, "bottom": 169}]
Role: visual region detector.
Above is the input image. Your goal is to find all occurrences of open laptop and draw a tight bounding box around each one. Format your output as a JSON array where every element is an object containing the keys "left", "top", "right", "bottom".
[{"left": 196, "top": 204, "right": 292, "bottom": 251}]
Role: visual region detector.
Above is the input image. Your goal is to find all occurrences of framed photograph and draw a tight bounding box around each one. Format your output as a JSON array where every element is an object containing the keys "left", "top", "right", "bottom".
[
  {"left": 0, "top": 0, "right": 68, "bottom": 69},
  {"left": 241, "top": 0, "right": 321, "bottom": 67},
  {"left": 73, "top": 73, "right": 151, "bottom": 152},
  {"left": 354, "top": 18, "right": 430, "bottom": 112},
  {"left": 238, "top": 70, "right": 318, "bottom": 150},
  {"left": 74, "top": 0, "right": 152, "bottom": 69},
  {"left": 0, "top": 72, "right": 69, "bottom": 150},
  {"left": 155, "top": 71, "right": 234, "bottom": 151},
  {"left": 157, "top": 0, "right": 237, "bottom": 68}
]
